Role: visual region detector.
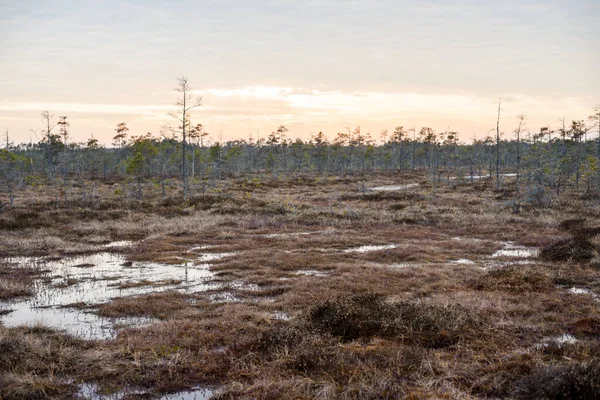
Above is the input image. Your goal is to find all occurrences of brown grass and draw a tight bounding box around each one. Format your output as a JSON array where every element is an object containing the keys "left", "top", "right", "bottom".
[
  {"left": 0, "top": 263, "right": 45, "bottom": 300},
  {"left": 1, "top": 173, "right": 599, "bottom": 398},
  {"left": 469, "top": 267, "right": 555, "bottom": 293},
  {"left": 97, "top": 291, "right": 196, "bottom": 319}
]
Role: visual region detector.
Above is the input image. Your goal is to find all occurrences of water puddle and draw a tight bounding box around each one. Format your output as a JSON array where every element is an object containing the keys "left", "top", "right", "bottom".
[
  {"left": 452, "top": 237, "right": 485, "bottom": 243},
  {"left": 4, "top": 255, "right": 47, "bottom": 268},
  {"left": 0, "top": 250, "right": 225, "bottom": 339},
  {"left": 262, "top": 229, "right": 335, "bottom": 239},
  {"left": 369, "top": 183, "right": 419, "bottom": 192},
  {"left": 449, "top": 173, "right": 517, "bottom": 181},
  {"left": 481, "top": 260, "right": 535, "bottom": 270},
  {"left": 451, "top": 259, "right": 476, "bottom": 265},
  {"left": 491, "top": 243, "right": 539, "bottom": 258},
  {"left": 208, "top": 292, "right": 240, "bottom": 303},
  {"left": 343, "top": 244, "right": 398, "bottom": 253},
  {"left": 229, "top": 281, "right": 260, "bottom": 292},
  {"left": 368, "top": 174, "right": 517, "bottom": 192},
  {"left": 264, "top": 231, "right": 313, "bottom": 239},
  {"left": 272, "top": 311, "right": 290, "bottom": 320},
  {"left": 535, "top": 334, "right": 578, "bottom": 349},
  {"left": 162, "top": 387, "right": 213, "bottom": 400},
  {"left": 295, "top": 270, "right": 329, "bottom": 277},
  {"left": 101, "top": 241, "right": 135, "bottom": 249},
  {"left": 568, "top": 287, "right": 600, "bottom": 302},
  {"left": 388, "top": 262, "right": 417, "bottom": 269},
  {"left": 76, "top": 383, "right": 213, "bottom": 400},
  {"left": 77, "top": 383, "right": 145, "bottom": 399},
  {"left": 196, "top": 252, "right": 236, "bottom": 263},
  {"left": 188, "top": 245, "right": 215, "bottom": 253}
]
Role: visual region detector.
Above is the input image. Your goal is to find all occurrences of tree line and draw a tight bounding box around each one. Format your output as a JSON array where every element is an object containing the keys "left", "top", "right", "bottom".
[{"left": 1, "top": 79, "right": 599, "bottom": 205}]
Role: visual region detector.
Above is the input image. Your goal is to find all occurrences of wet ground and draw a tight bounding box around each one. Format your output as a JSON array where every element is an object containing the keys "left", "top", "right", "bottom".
[
  {"left": 0, "top": 236, "right": 548, "bottom": 340},
  {"left": 77, "top": 383, "right": 213, "bottom": 400},
  {"left": 368, "top": 173, "right": 518, "bottom": 192},
  {"left": 0, "top": 246, "right": 235, "bottom": 339}
]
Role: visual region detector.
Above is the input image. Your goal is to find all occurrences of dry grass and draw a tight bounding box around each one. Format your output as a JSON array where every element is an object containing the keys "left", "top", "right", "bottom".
[
  {"left": 98, "top": 291, "right": 197, "bottom": 319},
  {"left": 0, "top": 263, "right": 44, "bottom": 300},
  {"left": 469, "top": 267, "right": 555, "bottom": 293},
  {"left": 0, "top": 173, "right": 599, "bottom": 398}
]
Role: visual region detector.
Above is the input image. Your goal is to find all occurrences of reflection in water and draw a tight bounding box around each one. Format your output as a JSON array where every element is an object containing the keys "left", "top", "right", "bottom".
[
  {"left": 535, "top": 334, "right": 578, "bottom": 349},
  {"left": 0, "top": 250, "right": 235, "bottom": 339},
  {"left": 76, "top": 383, "right": 213, "bottom": 400},
  {"left": 369, "top": 183, "right": 419, "bottom": 192},
  {"left": 451, "top": 259, "right": 475, "bottom": 265},
  {"left": 272, "top": 311, "right": 290, "bottom": 320},
  {"left": 161, "top": 387, "right": 214, "bottom": 400},
  {"left": 568, "top": 287, "right": 600, "bottom": 302},
  {"left": 343, "top": 244, "right": 397, "bottom": 253},
  {"left": 369, "top": 174, "right": 518, "bottom": 192},
  {"left": 295, "top": 270, "right": 329, "bottom": 277},
  {"left": 101, "top": 240, "right": 135, "bottom": 249},
  {"left": 491, "top": 242, "right": 539, "bottom": 258}
]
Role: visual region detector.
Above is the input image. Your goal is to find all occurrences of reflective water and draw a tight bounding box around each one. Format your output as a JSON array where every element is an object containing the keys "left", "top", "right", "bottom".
[
  {"left": 162, "top": 387, "right": 213, "bottom": 400},
  {"left": 535, "top": 334, "right": 578, "bottom": 349},
  {"left": 450, "top": 173, "right": 518, "bottom": 181},
  {"left": 451, "top": 259, "right": 476, "bottom": 265},
  {"left": 388, "top": 262, "right": 418, "bottom": 268},
  {"left": 196, "top": 252, "right": 236, "bottom": 263},
  {"left": 369, "top": 183, "right": 419, "bottom": 192},
  {"left": 229, "top": 281, "right": 260, "bottom": 291},
  {"left": 491, "top": 242, "right": 539, "bottom": 258},
  {"left": 272, "top": 311, "right": 290, "bottom": 320},
  {"left": 369, "top": 174, "right": 518, "bottom": 192},
  {"left": 101, "top": 241, "right": 135, "bottom": 249},
  {"left": 452, "top": 237, "right": 486, "bottom": 244},
  {"left": 77, "top": 383, "right": 144, "bottom": 399},
  {"left": 0, "top": 250, "right": 232, "bottom": 339},
  {"left": 77, "top": 383, "right": 213, "bottom": 400},
  {"left": 343, "top": 244, "right": 398, "bottom": 253},
  {"left": 208, "top": 292, "right": 240, "bottom": 303},
  {"left": 568, "top": 287, "right": 599, "bottom": 301},
  {"left": 264, "top": 231, "right": 314, "bottom": 238},
  {"left": 295, "top": 270, "right": 329, "bottom": 277}
]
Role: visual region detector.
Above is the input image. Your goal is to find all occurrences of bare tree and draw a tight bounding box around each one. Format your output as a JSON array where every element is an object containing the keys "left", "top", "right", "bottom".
[
  {"left": 169, "top": 76, "right": 202, "bottom": 198},
  {"left": 4, "top": 128, "right": 10, "bottom": 149},
  {"left": 514, "top": 114, "right": 526, "bottom": 192},
  {"left": 57, "top": 116, "right": 69, "bottom": 147},
  {"left": 495, "top": 99, "right": 502, "bottom": 190},
  {"left": 589, "top": 105, "right": 600, "bottom": 182},
  {"left": 40, "top": 111, "right": 59, "bottom": 178}
]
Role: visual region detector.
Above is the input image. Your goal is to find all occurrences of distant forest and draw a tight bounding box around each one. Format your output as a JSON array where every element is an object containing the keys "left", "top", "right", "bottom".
[{"left": 1, "top": 104, "right": 600, "bottom": 205}]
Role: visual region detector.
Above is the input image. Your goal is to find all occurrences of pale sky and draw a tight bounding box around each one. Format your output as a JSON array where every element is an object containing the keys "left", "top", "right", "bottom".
[{"left": 1, "top": 0, "right": 598, "bottom": 145}]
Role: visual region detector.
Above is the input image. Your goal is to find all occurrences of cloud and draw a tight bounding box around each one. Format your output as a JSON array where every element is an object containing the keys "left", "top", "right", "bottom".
[
  {"left": 0, "top": 102, "right": 174, "bottom": 116},
  {"left": 1, "top": 86, "right": 596, "bottom": 145}
]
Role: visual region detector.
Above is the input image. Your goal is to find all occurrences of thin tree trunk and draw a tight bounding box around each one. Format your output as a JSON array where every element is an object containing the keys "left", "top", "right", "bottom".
[{"left": 496, "top": 100, "right": 501, "bottom": 190}]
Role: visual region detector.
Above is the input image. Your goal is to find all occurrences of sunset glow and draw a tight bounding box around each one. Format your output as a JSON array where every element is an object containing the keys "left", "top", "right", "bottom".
[{"left": 1, "top": 0, "right": 598, "bottom": 144}]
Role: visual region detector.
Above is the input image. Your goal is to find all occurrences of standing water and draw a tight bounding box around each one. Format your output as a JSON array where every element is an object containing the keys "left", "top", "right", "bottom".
[{"left": 0, "top": 250, "right": 233, "bottom": 339}]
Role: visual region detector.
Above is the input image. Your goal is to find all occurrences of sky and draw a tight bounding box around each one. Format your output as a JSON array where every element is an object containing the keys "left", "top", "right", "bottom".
[{"left": 1, "top": 0, "right": 599, "bottom": 145}]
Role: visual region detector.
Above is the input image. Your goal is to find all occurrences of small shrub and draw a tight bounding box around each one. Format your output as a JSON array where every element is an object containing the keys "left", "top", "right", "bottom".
[
  {"left": 305, "top": 294, "right": 482, "bottom": 348},
  {"left": 469, "top": 268, "right": 554, "bottom": 293},
  {"left": 524, "top": 185, "right": 552, "bottom": 208},
  {"left": 559, "top": 218, "right": 587, "bottom": 233},
  {"left": 0, "top": 210, "right": 48, "bottom": 230},
  {"left": 540, "top": 237, "right": 597, "bottom": 263},
  {"left": 513, "top": 360, "right": 600, "bottom": 399},
  {"left": 306, "top": 294, "right": 395, "bottom": 341},
  {"left": 567, "top": 318, "right": 600, "bottom": 338}
]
